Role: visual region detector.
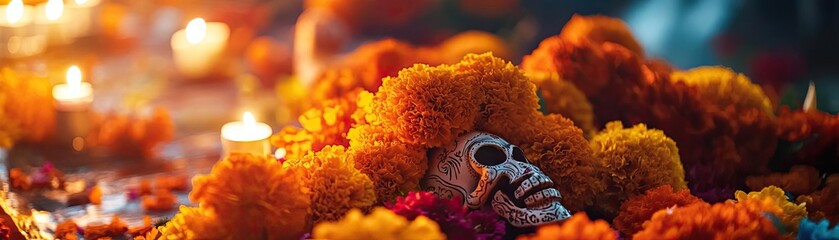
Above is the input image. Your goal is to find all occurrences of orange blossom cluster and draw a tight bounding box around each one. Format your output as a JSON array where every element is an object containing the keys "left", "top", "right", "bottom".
[{"left": 613, "top": 185, "right": 706, "bottom": 237}]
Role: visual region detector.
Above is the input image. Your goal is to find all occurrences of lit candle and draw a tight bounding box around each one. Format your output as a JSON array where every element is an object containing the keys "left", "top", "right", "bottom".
[
  {"left": 52, "top": 65, "right": 94, "bottom": 144},
  {"left": 221, "top": 112, "right": 273, "bottom": 157},
  {"left": 171, "top": 18, "right": 229, "bottom": 79},
  {"left": 35, "top": 0, "right": 73, "bottom": 45},
  {"left": 0, "top": 0, "right": 46, "bottom": 58},
  {"left": 65, "top": 0, "right": 101, "bottom": 38}
]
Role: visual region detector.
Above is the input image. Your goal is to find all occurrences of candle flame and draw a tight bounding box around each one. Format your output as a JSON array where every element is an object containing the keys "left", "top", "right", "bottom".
[
  {"left": 66, "top": 65, "right": 82, "bottom": 90},
  {"left": 185, "top": 18, "right": 207, "bottom": 44},
  {"left": 75, "top": 0, "right": 89, "bottom": 5},
  {"left": 45, "top": 0, "right": 63, "bottom": 21},
  {"left": 6, "top": 0, "right": 23, "bottom": 24},
  {"left": 243, "top": 111, "right": 256, "bottom": 129}
]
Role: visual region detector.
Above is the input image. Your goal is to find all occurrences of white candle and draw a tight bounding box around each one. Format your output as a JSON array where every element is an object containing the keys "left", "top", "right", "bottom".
[
  {"left": 171, "top": 18, "right": 229, "bottom": 79},
  {"left": 34, "top": 0, "right": 72, "bottom": 45},
  {"left": 65, "top": 0, "right": 101, "bottom": 38},
  {"left": 0, "top": 0, "right": 46, "bottom": 58},
  {"left": 221, "top": 112, "right": 273, "bottom": 158},
  {"left": 53, "top": 66, "right": 93, "bottom": 143}
]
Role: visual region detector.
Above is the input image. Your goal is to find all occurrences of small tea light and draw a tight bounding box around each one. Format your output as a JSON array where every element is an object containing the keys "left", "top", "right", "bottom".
[
  {"left": 35, "top": 0, "right": 73, "bottom": 45},
  {"left": 171, "top": 18, "right": 229, "bottom": 79},
  {"left": 0, "top": 0, "right": 46, "bottom": 58},
  {"left": 53, "top": 65, "right": 93, "bottom": 144},
  {"left": 221, "top": 112, "right": 272, "bottom": 157}
]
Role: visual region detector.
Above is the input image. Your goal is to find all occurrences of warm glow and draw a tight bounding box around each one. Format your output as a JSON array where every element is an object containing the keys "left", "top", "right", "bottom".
[
  {"left": 75, "top": 0, "right": 88, "bottom": 4},
  {"left": 66, "top": 65, "right": 82, "bottom": 90},
  {"left": 44, "top": 0, "right": 63, "bottom": 21},
  {"left": 242, "top": 112, "right": 255, "bottom": 129},
  {"left": 185, "top": 18, "right": 207, "bottom": 44},
  {"left": 6, "top": 0, "right": 23, "bottom": 24},
  {"left": 274, "top": 148, "right": 287, "bottom": 160}
]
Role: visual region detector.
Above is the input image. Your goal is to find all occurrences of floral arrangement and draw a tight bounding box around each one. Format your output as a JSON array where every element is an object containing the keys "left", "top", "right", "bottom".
[{"left": 633, "top": 198, "right": 784, "bottom": 239}]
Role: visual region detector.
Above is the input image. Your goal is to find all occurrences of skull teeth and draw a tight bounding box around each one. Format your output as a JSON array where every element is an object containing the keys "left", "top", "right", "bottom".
[
  {"left": 524, "top": 188, "right": 561, "bottom": 208},
  {"left": 514, "top": 173, "right": 554, "bottom": 199}
]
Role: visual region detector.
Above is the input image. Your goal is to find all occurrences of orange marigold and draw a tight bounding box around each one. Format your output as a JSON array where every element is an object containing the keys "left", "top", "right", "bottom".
[
  {"left": 746, "top": 165, "right": 821, "bottom": 195},
  {"left": 774, "top": 107, "right": 839, "bottom": 170},
  {"left": 521, "top": 37, "right": 609, "bottom": 96},
  {"left": 525, "top": 71, "right": 596, "bottom": 136},
  {"left": 371, "top": 63, "right": 480, "bottom": 148},
  {"left": 190, "top": 153, "right": 310, "bottom": 239},
  {"left": 613, "top": 185, "right": 705, "bottom": 237},
  {"left": 0, "top": 68, "right": 56, "bottom": 147},
  {"left": 510, "top": 114, "right": 603, "bottom": 212},
  {"left": 349, "top": 141, "right": 427, "bottom": 203},
  {"left": 559, "top": 14, "right": 644, "bottom": 56},
  {"left": 591, "top": 121, "right": 686, "bottom": 216},
  {"left": 634, "top": 199, "right": 783, "bottom": 240},
  {"left": 516, "top": 212, "right": 617, "bottom": 240},
  {"left": 87, "top": 107, "right": 175, "bottom": 157},
  {"left": 285, "top": 145, "right": 377, "bottom": 224},
  {"left": 158, "top": 205, "right": 226, "bottom": 240}
]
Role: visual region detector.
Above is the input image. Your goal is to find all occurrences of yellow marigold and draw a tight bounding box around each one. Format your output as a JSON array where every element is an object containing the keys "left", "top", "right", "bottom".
[
  {"left": 559, "top": 14, "right": 644, "bottom": 56},
  {"left": 312, "top": 207, "right": 445, "bottom": 240},
  {"left": 158, "top": 205, "right": 226, "bottom": 240},
  {"left": 285, "top": 145, "right": 377, "bottom": 224},
  {"left": 271, "top": 89, "right": 362, "bottom": 160},
  {"left": 349, "top": 139, "right": 427, "bottom": 203},
  {"left": 190, "top": 153, "right": 310, "bottom": 239},
  {"left": 372, "top": 63, "right": 480, "bottom": 148},
  {"left": 509, "top": 114, "right": 604, "bottom": 212},
  {"left": 670, "top": 66, "right": 774, "bottom": 115},
  {"left": 590, "top": 121, "right": 686, "bottom": 216},
  {"left": 735, "top": 186, "right": 807, "bottom": 233},
  {"left": 525, "top": 71, "right": 596, "bottom": 136},
  {"left": 516, "top": 213, "right": 616, "bottom": 240},
  {"left": 634, "top": 200, "right": 783, "bottom": 240},
  {"left": 0, "top": 68, "right": 56, "bottom": 147}
]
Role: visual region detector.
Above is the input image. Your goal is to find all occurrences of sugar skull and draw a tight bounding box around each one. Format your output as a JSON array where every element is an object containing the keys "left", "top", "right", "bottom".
[{"left": 421, "top": 132, "right": 572, "bottom": 227}]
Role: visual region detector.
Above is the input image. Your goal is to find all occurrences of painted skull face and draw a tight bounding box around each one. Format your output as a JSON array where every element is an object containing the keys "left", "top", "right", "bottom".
[{"left": 421, "top": 132, "right": 572, "bottom": 227}]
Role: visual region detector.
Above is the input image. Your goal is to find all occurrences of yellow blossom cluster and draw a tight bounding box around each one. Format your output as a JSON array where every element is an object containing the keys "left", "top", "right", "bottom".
[
  {"left": 312, "top": 208, "right": 445, "bottom": 240},
  {"left": 671, "top": 66, "right": 774, "bottom": 115},
  {"left": 735, "top": 186, "right": 807, "bottom": 233}
]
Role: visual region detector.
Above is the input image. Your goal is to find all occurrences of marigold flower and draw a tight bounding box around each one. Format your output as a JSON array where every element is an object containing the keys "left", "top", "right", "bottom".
[
  {"left": 590, "top": 121, "right": 686, "bottom": 216},
  {"left": 509, "top": 114, "right": 603, "bottom": 212},
  {"left": 190, "top": 153, "right": 310, "bottom": 239},
  {"left": 634, "top": 199, "right": 783, "bottom": 240},
  {"left": 671, "top": 66, "right": 774, "bottom": 115},
  {"left": 521, "top": 37, "right": 609, "bottom": 96},
  {"left": 746, "top": 165, "right": 821, "bottom": 195},
  {"left": 516, "top": 213, "right": 617, "bottom": 240},
  {"left": 525, "top": 71, "right": 595, "bottom": 136},
  {"left": 271, "top": 89, "right": 362, "bottom": 160},
  {"left": 312, "top": 207, "right": 445, "bottom": 240},
  {"left": 613, "top": 185, "right": 705, "bottom": 237},
  {"left": 158, "top": 205, "right": 226, "bottom": 240},
  {"left": 87, "top": 107, "right": 175, "bottom": 157},
  {"left": 285, "top": 145, "right": 377, "bottom": 224},
  {"left": 559, "top": 14, "right": 644, "bottom": 56},
  {"left": 349, "top": 141, "right": 427, "bottom": 202},
  {"left": 0, "top": 68, "right": 56, "bottom": 147},
  {"left": 735, "top": 186, "right": 807, "bottom": 233},
  {"left": 372, "top": 63, "right": 480, "bottom": 148},
  {"left": 774, "top": 107, "right": 839, "bottom": 169}
]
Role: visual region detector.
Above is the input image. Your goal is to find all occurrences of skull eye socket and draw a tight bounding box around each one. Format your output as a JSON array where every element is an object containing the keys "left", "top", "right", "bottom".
[
  {"left": 512, "top": 147, "right": 527, "bottom": 163},
  {"left": 474, "top": 145, "right": 506, "bottom": 166}
]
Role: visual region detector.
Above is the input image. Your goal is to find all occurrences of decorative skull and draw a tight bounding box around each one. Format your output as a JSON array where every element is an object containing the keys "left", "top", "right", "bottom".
[{"left": 421, "top": 132, "right": 572, "bottom": 227}]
